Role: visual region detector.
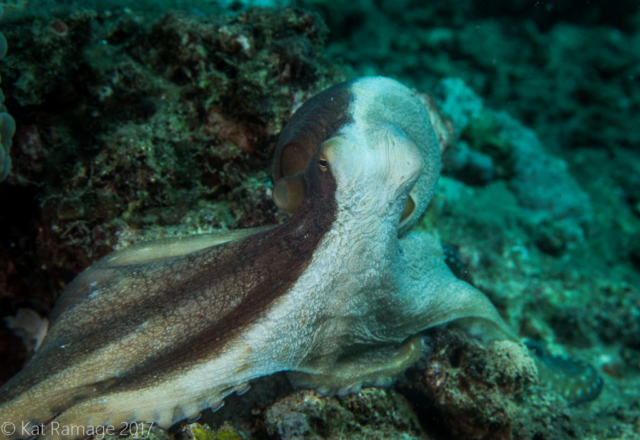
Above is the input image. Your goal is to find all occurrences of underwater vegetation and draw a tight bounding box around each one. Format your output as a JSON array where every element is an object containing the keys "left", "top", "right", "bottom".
[{"left": 0, "top": 1, "right": 639, "bottom": 440}]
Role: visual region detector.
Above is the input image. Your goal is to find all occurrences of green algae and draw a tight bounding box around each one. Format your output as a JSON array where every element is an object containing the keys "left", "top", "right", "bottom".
[{"left": 180, "top": 422, "right": 245, "bottom": 440}]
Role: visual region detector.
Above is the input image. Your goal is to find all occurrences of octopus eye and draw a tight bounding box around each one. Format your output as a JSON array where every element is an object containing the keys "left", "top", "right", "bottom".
[
  {"left": 318, "top": 157, "right": 328, "bottom": 172},
  {"left": 273, "top": 173, "right": 307, "bottom": 214},
  {"left": 400, "top": 194, "right": 416, "bottom": 223}
]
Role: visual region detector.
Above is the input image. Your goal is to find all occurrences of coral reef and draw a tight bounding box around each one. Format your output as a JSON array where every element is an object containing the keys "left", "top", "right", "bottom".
[
  {"left": 0, "top": 1, "right": 639, "bottom": 439},
  {"left": 435, "top": 78, "right": 592, "bottom": 232},
  {"left": 0, "top": 6, "right": 343, "bottom": 313},
  {"left": 444, "top": 239, "right": 605, "bottom": 408},
  {"left": 400, "top": 330, "right": 566, "bottom": 440},
  {"left": 307, "top": 0, "right": 640, "bottom": 152},
  {"left": 265, "top": 389, "right": 430, "bottom": 440},
  {"left": 397, "top": 328, "right": 636, "bottom": 440}
]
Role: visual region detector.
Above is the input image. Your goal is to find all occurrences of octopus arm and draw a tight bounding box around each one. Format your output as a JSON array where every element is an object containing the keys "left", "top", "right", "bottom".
[{"left": 98, "top": 226, "right": 275, "bottom": 268}]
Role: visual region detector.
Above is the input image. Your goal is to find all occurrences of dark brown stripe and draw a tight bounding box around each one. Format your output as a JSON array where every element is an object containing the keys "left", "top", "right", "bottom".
[
  {"left": 115, "top": 164, "right": 338, "bottom": 389},
  {"left": 115, "top": 81, "right": 354, "bottom": 389},
  {"left": 0, "top": 80, "right": 354, "bottom": 404},
  {"left": 273, "top": 79, "right": 354, "bottom": 181}
]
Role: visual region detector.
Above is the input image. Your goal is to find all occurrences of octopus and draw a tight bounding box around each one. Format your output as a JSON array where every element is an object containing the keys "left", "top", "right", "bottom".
[
  {"left": 442, "top": 244, "right": 471, "bottom": 283},
  {"left": 440, "top": 246, "right": 604, "bottom": 407},
  {"left": 0, "top": 77, "right": 515, "bottom": 440},
  {"left": 524, "top": 341, "right": 604, "bottom": 406}
]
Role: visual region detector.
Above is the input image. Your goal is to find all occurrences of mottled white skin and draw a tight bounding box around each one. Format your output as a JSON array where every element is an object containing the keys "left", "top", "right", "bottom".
[
  {"left": 0, "top": 78, "right": 513, "bottom": 440},
  {"left": 273, "top": 77, "right": 513, "bottom": 389}
]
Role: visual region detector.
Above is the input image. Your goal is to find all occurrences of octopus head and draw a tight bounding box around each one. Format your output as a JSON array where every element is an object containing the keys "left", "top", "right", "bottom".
[{"left": 272, "top": 77, "right": 441, "bottom": 233}]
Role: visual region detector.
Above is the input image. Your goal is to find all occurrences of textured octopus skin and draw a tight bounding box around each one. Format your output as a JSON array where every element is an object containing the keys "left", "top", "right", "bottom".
[{"left": 0, "top": 77, "right": 513, "bottom": 440}]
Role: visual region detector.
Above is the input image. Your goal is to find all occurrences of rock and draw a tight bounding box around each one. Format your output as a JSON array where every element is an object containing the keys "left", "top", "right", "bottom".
[{"left": 265, "top": 388, "right": 431, "bottom": 440}]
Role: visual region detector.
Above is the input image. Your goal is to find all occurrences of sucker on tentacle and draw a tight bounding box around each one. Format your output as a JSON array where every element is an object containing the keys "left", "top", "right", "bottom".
[{"left": 524, "top": 340, "right": 604, "bottom": 406}]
